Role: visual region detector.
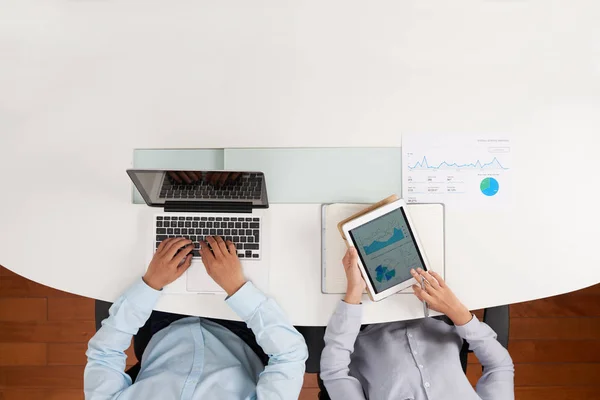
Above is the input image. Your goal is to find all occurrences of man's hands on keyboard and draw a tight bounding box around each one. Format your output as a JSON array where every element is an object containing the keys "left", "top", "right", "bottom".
[
  {"left": 200, "top": 236, "right": 247, "bottom": 296},
  {"left": 143, "top": 238, "right": 193, "bottom": 290}
]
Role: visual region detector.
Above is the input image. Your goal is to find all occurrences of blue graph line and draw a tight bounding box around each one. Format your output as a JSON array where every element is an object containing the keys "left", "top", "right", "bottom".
[
  {"left": 363, "top": 228, "right": 405, "bottom": 255},
  {"left": 407, "top": 156, "right": 508, "bottom": 170}
]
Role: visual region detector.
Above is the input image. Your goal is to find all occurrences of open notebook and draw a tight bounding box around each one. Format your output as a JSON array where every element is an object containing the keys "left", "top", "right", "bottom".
[{"left": 321, "top": 203, "right": 445, "bottom": 294}]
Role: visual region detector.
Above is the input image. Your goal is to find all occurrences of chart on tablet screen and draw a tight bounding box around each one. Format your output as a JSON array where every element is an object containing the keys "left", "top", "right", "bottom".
[
  {"left": 402, "top": 135, "right": 513, "bottom": 210},
  {"left": 352, "top": 209, "right": 424, "bottom": 291}
]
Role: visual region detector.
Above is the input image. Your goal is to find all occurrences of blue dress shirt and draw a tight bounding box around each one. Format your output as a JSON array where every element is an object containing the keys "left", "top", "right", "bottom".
[{"left": 84, "top": 279, "right": 308, "bottom": 399}]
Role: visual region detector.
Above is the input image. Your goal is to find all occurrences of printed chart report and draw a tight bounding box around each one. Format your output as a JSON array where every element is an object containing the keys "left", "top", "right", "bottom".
[
  {"left": 402, "top": 135, "right": 513, "bottom": 209},
  {"left": 350, "top": 209, "right": 425, "bottom": 293}
]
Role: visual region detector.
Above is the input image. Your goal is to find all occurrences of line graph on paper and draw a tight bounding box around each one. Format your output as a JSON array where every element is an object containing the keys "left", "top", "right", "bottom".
[
  {"left": 402, "top": 135, "right": 513, "bottom": 209},
  {"left": 407, "top": 156, "right": 509, "bottom": 171}
]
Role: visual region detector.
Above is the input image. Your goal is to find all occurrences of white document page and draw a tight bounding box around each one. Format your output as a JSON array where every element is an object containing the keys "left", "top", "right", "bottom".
[{"left": 402, "top": 134, "right": 513, "bottom": 210}]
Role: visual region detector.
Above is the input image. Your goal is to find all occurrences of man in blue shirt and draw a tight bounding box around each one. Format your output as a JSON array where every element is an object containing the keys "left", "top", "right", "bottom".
[{"left": 84, "top": 236, "right": 308, "bottom": 399}]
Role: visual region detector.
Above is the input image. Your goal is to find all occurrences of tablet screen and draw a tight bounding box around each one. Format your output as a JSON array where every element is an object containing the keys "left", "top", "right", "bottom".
[{"left": 348, "top": 207, "right": 426, "bottom": 294}]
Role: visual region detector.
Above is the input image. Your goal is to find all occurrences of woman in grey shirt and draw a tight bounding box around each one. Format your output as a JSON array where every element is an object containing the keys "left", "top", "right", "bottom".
[{"left": 320, "top": 248, "right": 514, "bottom": 400}]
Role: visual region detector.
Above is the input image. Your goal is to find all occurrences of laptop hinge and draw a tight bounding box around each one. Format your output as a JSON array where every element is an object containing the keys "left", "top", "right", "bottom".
[{"left": 163, "top": 201, "right": 253, "bottom": 214}]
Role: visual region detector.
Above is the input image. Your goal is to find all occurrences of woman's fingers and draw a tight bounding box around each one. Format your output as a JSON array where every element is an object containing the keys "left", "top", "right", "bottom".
[
  {"left": 410, "top": 268, "right": 420, "bottom": 281},
  {"left": 418, "top": 268, "right": 440, "bottom": 290},
  {"left": 348, "top": 247, "right": 358, "bottom": 261},
  {"left": 345, "top": 247, "right": 357, "bottom": 262},
  {"left": 412, "top": 284, "right": 434, "bottom": 304},
  {"left": 410, "top": 268, "right": 429, "bottom": 288},
  {"left": 342, "top": 249, "right": 351, "bottom": 267},
  {"left": 429, "top": 270, "right": 446, "bottom": 288}
]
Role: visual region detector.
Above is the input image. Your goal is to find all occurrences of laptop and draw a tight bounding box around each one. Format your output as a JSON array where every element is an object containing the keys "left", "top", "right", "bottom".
[{"left": 127, "top": 169, "right": 270, "bottom": 293}]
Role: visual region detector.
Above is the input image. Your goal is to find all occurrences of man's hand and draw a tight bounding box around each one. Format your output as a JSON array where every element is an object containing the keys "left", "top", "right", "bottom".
[
  {"left": 411, "top": 268, "right": 472, "bottom": 326},
  {"left": 167, "top": 171, "right": 201, "bottom": 184},
  {"left": 342, "top": 247, "right": 366, "bottom": 305},
  {"left": 200, "top": 236, "right": 247, "bottom": 296},
  {"left": 143, "top": 238, "right": 193, "bottom": 290}
]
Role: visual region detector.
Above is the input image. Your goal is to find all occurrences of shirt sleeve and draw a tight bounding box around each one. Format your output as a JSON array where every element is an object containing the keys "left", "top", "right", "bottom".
[
  {"left": 84, "top": 278, "right": 161, "bottom": 400},
  {"left": 455, "top": 315, "right": 515, "bottom": 400},
  {"left": 320, "top": 301, "right": 367, "bottom": 400},
  {"left": 226, "top": 281, "right": 308, "bottom": 400}
]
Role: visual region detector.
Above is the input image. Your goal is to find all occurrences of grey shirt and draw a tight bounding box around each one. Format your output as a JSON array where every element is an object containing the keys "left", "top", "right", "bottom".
[{"left": 321, "top": 301, "right": 514, "bottom": 400}]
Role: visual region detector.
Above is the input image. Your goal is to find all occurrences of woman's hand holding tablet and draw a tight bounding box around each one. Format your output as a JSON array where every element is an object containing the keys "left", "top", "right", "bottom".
[
  {"left": 342, "top": 248, "right": 366, "bottom": 305},
  {"left": 341, "top": 199, "right": 432, "bottom": 302}
]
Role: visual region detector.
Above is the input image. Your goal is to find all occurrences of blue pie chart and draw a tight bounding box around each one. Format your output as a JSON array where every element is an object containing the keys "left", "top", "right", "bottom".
[{"left": 480, "top": 177, "right": 499, "bottom": 196}]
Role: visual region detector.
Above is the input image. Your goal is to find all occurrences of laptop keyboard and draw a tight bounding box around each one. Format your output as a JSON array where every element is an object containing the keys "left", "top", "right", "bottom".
[
  {"left": 155, "top": 215, "right": 261, "bottom": 260},
  {"left": 159, "top": 172, "right": 263, "bottom": 200}
]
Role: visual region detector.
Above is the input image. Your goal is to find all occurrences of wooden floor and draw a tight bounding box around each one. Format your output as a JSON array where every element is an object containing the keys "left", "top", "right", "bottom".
[{"left": 1, "top": 265, "right": 599, "bottom": 400}]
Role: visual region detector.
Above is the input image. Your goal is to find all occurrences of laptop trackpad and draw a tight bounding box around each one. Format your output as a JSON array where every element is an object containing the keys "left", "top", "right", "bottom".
[{"left": 186, "top": 262, "right": 224, "bottom": 293}]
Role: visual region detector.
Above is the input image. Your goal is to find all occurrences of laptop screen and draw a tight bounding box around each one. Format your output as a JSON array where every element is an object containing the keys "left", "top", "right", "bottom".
[{"left": 127, "top": 170, "right": 268, "bottom": 207}]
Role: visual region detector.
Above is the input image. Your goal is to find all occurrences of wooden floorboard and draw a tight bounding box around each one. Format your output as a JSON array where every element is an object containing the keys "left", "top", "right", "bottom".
[
  {"left": 515, "top": 386, "right": 600, "bottom": 400},
  {"left": 511, "top": 317, "right": 600, "bottom": 340},
  {"left": 1, "top": 265, "right": 600, "bottom": 399},
  {"left": 511, "top": 294, "right": 600, "bottom": 317},
  {"left": 47, "top": 298, "right": 95, "bottom": 321},
  {"left": 0, "top": 344, "right": 46, "bottom": 366},
  {"left": 0, "top": 366, "right": 84, "bottom": 389},
  {"left": 0, "top": 299, "right": 47, "bottom": 322},
  {"left": 509, "top": 340, "right": 600, "bottom": 363},
  {"left": 0, "top": 321, "right": 96, "bottom": 343},
  {"left": 0, "top": 389, "right": 83, "bottom": 400}
]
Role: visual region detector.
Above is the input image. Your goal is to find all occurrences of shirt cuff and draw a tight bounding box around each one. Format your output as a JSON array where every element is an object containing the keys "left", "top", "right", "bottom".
[
  {"left": 454, "top": 314, "right": 481, "bottom": 339},
  {"left": 124, "top": 278, "right": 162, "bottom": 314},
  {"left": 225, "top": 281, "right": 267, "bottom": 320},
  {"left": 335, "top": 299, "right": 363, "bottom": 319}
]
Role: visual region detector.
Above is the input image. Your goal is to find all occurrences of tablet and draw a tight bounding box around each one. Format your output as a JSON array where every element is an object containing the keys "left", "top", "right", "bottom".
[{"left": 341, "top": 199, "right": 430, "bottom": 301}]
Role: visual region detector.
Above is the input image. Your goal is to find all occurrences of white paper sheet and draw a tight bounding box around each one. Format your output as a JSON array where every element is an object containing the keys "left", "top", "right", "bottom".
[{"left": 402, "top": 134, "right": 513, "bottom": 210}]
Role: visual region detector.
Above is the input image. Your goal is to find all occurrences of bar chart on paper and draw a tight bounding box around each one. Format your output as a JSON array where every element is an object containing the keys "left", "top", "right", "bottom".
[{"left": 401, "top": 135, "right": 513, "bottom": 209}]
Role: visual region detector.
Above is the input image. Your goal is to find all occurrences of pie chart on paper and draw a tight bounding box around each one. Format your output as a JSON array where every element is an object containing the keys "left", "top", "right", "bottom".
[{"left": 480, "top": 177, "right": 499, "bottom": 196}]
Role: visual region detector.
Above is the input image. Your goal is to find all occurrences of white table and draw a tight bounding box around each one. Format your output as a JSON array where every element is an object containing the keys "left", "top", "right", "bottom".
[{"left": 1, "top": 0, "right": 600, "bottom": 325}]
